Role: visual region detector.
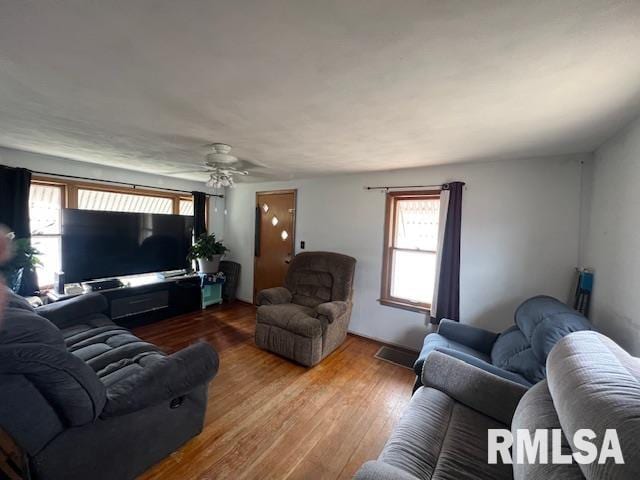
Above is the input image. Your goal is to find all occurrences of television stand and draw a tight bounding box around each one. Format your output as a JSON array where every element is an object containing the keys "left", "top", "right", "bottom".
[
  {"left": 46, "top": 273, "right": 202, "bottom": 327},
  {"left": 84, "top": 278, "right": 124, "bottom": 291}
]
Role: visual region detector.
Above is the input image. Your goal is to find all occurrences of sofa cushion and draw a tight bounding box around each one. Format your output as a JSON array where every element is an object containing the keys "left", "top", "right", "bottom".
[
  {"left": 378, "top": 386, "right": 512, "bottom": 480},
  {"left": 491, "top": 326, "right": 546, "bottom": 383},
  {"left": 284, "top": 251, "right": 356, "bottom": 305},
  {"left": 514, "top": 295, "right": 592, "bottom": 362},
  {"left": 290, "top": 270, "right": 334, "bottom": 307},
  {"left": 60, "top": 316, "right": 167, "bottom": 388},
  {"left": 414, "top": 332, "right": 491, "bottom": 376},
  {"left": 0, "top": 307, "right": 65, "bottom": 349},
  {"left": 256, "top": 303, "right": 324, "bottom": 338}
]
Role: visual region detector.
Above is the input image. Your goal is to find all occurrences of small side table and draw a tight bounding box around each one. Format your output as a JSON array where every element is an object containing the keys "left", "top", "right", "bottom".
[{"left": 199, "top": 273, "right": 225, "bottom": 309}]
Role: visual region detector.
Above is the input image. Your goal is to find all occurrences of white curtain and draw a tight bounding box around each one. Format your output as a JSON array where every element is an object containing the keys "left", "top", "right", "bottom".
[{"left": 429, "top": 188, "right": 449, "bottom": 321}]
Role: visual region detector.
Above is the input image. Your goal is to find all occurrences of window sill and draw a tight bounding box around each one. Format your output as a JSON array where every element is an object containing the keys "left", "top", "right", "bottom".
[{"left": 378, "top": 298, "right": 430, "bottom": 315}]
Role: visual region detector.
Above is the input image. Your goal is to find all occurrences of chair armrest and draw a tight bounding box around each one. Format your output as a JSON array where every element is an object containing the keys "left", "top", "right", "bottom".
[
  {"left": 101, "top": 342, "right": 219, "bottom": 417},
  {"left": 437, "top": 319, "right": 499, "bottom": 354},
  {"left": 354, "top": 461, "right": 420, "bottom": 480},
  {"left": 36, "top": 293, "right": 108, "bottom": 328},
  {"left": 422, "top": 350, "right": 528, "bottom": 426},
  {"left": 256, "top": 287, "right": 292, "bottom": 306},
  {"left": 315, "top": 301, "right": 348, "bottom": 323}
]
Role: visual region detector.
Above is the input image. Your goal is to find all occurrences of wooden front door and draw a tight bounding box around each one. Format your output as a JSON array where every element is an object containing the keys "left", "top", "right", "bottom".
[{"left": 254, "top": 190, "right": 296, "bottom": 302}]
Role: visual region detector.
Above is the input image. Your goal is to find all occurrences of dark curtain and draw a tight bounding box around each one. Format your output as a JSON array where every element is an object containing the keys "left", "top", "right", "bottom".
[
  {"left": 431, "top": 181, "right": 465, "bottom": 324},
  {"left": 192, "top": 191, "right": 208, "bottom": 238},
  {"left": 0, "top": 166, "right": 38, "bottom": 295}
]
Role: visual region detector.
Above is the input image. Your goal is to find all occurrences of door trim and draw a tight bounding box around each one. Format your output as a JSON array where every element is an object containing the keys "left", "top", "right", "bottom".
[{"left": 253, "top": 189, "right": 297, "bottom": 303}]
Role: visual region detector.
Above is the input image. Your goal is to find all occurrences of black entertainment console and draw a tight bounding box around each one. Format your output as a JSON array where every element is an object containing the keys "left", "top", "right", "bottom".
[{"left": 47, "top": 274, "right": 202, "bottom": 328}]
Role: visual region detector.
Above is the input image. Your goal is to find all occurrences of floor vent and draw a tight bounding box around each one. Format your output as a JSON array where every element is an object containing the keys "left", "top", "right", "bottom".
[{"left": 374, "top": 346, "right": 418, "bottom": 370}]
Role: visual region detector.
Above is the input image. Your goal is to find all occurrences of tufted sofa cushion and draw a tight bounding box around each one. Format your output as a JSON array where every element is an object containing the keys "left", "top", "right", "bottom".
[
  {"left": 514, "top": 295, "right": 593, "bottom": 361},
  {"left": 60, "top": 316, "right": 167, "bottom": 388},
  {"left": 284, "top": 251, "right": 356, "bottom": 306},
  {"left": 490, "top": 296, "right": 592, "bottom": 384},
  {"left": 491, "top": 326, "right": 546, "bottom": 383},
  {"left": 289, "top": 270, "right": 333, "bottom": 307}
]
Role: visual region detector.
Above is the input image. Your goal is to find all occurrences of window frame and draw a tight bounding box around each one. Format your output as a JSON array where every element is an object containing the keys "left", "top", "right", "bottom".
[
  {"left": 379, "top": 189, "right": 441, "bottom": 314},
  {"left": 29, "top": 179, "right": 67, "bottom": 289},
  {"left": 32, "top": 175, "right": 202, "bottom": 219},
  {"left": 29, "top": 176, "right": 206, "bottom": 289}
]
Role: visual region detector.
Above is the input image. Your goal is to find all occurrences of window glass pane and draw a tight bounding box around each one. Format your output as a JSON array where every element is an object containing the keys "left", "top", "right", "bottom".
[
  {"left": 32, "top": 236, "right": 61, "bottom": 288},
  {"left": 390, "top": 250, "right": 436, "bottom": 304},
  {"left": 179, "top": 199, "right": 194, "bottom": 216},
  {"left": 394, "top": 198, "right": 440, "bottom": 251},
  {"left": 29, "top": 184, "right": 62, "bottom": 234},
  {"left": 78, "top": 189, "right": 172, "bottom": 214}
]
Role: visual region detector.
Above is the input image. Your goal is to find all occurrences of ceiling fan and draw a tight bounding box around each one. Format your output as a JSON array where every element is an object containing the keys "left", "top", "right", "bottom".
[{"left": 165, "top": 143, "right": 250, "bottom": 188}]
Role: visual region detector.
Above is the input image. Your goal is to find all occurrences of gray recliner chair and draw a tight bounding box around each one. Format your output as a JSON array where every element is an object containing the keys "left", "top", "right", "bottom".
[
  {"left": 413, "top": 295, "right": 593, "bottom": 389},
  {"left": 255, "top": 251, "right": 356, "bottom": 366},
  {"left": 0, "top": 289, "right": 219, "bottom": 480}
]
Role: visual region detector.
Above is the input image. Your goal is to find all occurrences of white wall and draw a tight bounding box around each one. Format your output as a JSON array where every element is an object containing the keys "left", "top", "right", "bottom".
[
  {"left": 0, "top": 147, "right": 225, "bottom": 238},
  {"left": 582, "top": 114, "right": 640, "bottom": 355},
  {"left": 225, "top": 154, "right": 587, "bottom": 350}
]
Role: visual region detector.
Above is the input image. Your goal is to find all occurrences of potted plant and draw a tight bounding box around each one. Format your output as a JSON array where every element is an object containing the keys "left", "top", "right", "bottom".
[
  {"left": 0, "top": 234, "right": 42, "bottom": 293},
  {"left": 187, "top": 233, "right": 228, "bottom": 274}
]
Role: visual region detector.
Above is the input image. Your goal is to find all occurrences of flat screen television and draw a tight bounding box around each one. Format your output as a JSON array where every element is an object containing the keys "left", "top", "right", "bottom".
[{"left": 62, "top": 209, "right": 194, "bottom": 283}]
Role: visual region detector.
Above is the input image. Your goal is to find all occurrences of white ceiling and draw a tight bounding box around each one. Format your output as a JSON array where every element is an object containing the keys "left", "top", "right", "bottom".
[{"left": 1, "top": 1, "right": 639, "bottom": 182}]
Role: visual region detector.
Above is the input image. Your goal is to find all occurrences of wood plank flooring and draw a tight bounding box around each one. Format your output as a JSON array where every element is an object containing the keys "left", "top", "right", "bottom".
[{"left": 133, "top": 301, "right": 415, "bottom": 480}]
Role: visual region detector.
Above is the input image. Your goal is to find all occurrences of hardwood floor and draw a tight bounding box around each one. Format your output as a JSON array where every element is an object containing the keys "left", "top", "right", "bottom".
[{"left": 133, "top": 301, "right": 415, "bottom": 480}]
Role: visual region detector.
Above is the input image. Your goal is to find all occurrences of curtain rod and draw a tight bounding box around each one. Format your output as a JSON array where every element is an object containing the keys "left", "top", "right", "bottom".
[
  {"left": 22, "top": 167, "right": 224, "bottom": 198},
  {"left": 364, "top": 184, "right": 443, "bottom": 191}
]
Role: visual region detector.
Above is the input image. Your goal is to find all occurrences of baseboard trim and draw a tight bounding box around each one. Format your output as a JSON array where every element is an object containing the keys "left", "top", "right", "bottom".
[
  {"left": 347, "top": 330, "right": 419, "bottom": 354},
  {"left": 234, "top": 298, "right": 254, "bottom": 306}
]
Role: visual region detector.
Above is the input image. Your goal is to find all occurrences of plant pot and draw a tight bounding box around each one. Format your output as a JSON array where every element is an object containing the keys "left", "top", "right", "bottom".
[{"left": 197, "top": 255, "right": 222, "bottom": 274}]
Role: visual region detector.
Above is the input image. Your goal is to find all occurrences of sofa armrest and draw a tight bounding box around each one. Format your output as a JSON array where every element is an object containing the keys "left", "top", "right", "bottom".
[
  {"left": 315, "top": 301, "right": 348, "bottom": 323},
  {"left": 354, "top": 461, "right": 420, "bottom": 480},
  {"left": 433, "top": 347, "right": 532, "bottom": 387},
  {"left": 437, "top": 319, "right": 499, "bottom": 354},
  {"left": 36, "top": 293, "right": 108, "bottom": 328},
  {"left": 256, "top": 287, "right": 292, "bottom": 306},
  {"left": 422, "top": 351, "right": 528, "bottom": 426},
  {"left": 101, "top": 342, "right": 219, "bottom": 417}
]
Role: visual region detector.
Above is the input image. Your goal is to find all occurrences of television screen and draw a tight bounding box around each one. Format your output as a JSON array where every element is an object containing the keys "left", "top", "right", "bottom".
[{"left": 62, "top": 209, "right": 194, "bottom": 283}]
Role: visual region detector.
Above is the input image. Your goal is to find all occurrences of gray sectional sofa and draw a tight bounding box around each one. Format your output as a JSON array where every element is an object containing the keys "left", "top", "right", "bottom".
[
  {"left": 0, "top": 289, "right": 219, "bottom": 480},
  {"left": 355, "top": 330, "right": 640, "bottom": 479},
  {"left": 413, "top": 295, "right": 593, "bottom": 389}
]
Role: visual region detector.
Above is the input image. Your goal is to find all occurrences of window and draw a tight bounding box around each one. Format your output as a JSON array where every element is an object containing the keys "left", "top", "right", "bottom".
[
  {"left": 380, "top": 191, "right": 441, "bottom": 312},
  {"left": 28, "top": 176, "right": 202, "bottom": 289},
  {"left": 78, "top": 188, "right": 173, "bottom": 214},
  {"left": 179, "top": 198, "right": 194, "bottom": 216},
  {"left": 29, "top": 183, "right": 64, "bottom": 288}
]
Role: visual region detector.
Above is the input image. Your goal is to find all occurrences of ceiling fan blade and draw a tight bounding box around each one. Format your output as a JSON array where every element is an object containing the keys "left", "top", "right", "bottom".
[{"left": 163, "top": 167, "right": 211, "bottom": 174}]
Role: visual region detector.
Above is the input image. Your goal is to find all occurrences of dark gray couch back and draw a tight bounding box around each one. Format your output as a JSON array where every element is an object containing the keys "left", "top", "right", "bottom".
[
  {"left": 0, "top": 289, "right": 106, "bottom": 455},
  {"left": 285, "top": 251, "right": 356, "bottom": 307},
  {"left": 513, "top": 331, "right": 640, "bottom": 479},
  {"left": 491, "top": 295, "right": 592, "bottom": 384}
]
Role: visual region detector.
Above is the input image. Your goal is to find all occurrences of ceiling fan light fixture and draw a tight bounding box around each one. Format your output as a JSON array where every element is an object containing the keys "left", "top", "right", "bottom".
[
  {"left": 205, "top": 174, "right": 216, "bottom": 188},
  {"left": 206, "top": 143, "right": 238, "bottom": 164}
]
